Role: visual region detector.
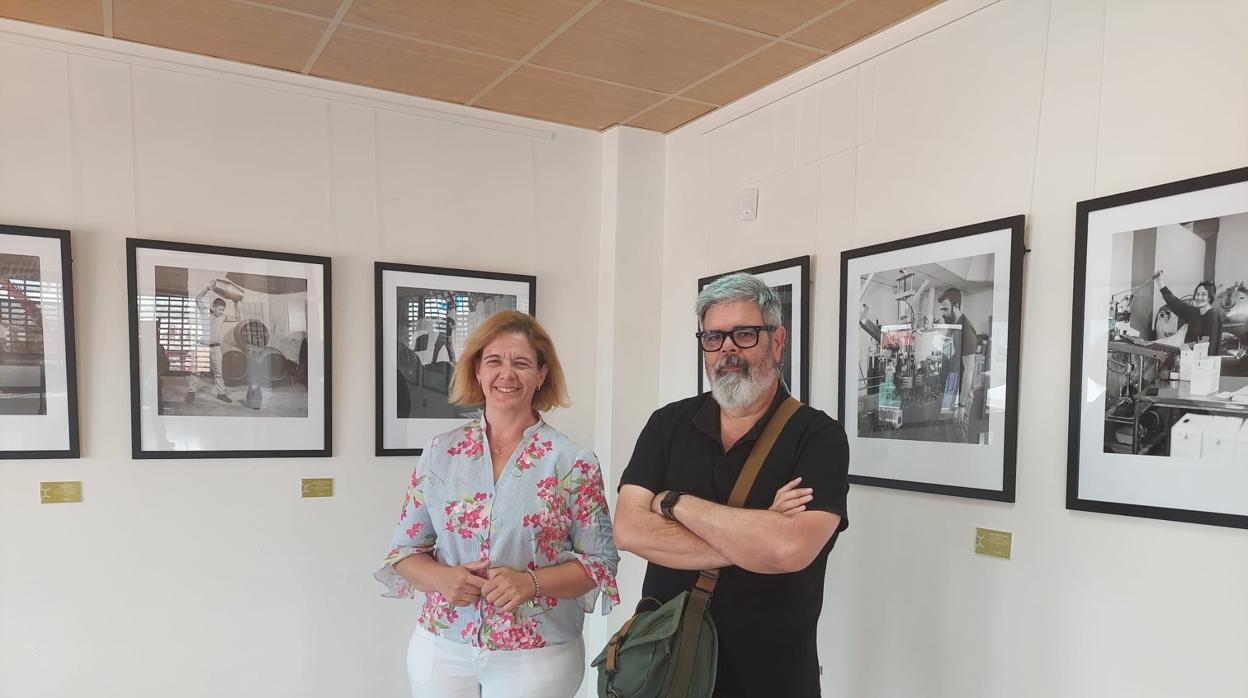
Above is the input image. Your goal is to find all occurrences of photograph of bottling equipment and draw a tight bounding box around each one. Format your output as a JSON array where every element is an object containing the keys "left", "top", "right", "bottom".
[
  {"left": 841, "top": 216, "right": 1024, "bottom": 501},
  {"left": 1069, "top": 165, "right": 1248, "bottom": 529},
  {"left": 858, "top": 256, "right": 993, "bottom": 445},
  {"left": 128, "top": 239, "right": 331, "bottom": 458},
  {"left": 1100, "top": 219, "right": 1248, "bottom": 458}
]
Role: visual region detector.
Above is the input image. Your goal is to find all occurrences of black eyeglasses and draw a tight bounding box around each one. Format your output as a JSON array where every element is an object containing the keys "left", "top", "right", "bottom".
[{"left": 695, "top": 325, "right": 776, "bottom": 352}]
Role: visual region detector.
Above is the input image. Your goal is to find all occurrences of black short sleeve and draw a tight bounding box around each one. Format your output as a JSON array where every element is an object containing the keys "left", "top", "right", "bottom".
[
  {"left": 791, "top": 416, "right": 850, "bottom": 532},
  {"left": 618, "top": 409, "right": 667, "bottom": 494}
]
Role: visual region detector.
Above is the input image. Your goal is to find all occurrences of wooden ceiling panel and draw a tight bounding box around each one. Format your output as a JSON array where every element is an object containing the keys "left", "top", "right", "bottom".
[
  {"left": 260, "top": 0, "right": 346, "bottom": 19},
  {"left": 343, "top": 0, "right": 588, "bottom": 61},
  {"left": 11, "top": 0, "right": 944, "bottom": 132},
  {"left": 791, "top": 0, "right": 940, "bottom": 52},
  {"left": 683, "top": 43, "right": 824, "bottom": 105},
  {"left": 475, "top": 65, "right": 663, "bottom": 131},
  {"left": 643, "top": 0, "right": 843, "bottom": 37},
  {"left": 113, "top": 0, "right": 328, "bottom": 72},
  {"left": 312, "top": 24, "right": 511, "bottom": 104},
  {"left": 0, "top": 0, "right": 105, "bottom": 35},
  {"left": 530, "top": 0, "right": 767, "bottom": 94},
  {"left": 625, "top": 97, "right": 714, "bottom": 133}
]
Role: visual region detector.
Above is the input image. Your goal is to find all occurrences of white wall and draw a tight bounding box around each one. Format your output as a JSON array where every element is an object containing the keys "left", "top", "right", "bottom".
[
  {"left": 0, "top": 21, "right": 602, "bottom": 698},
  {"left": 1214, "top": 212, "right": 1248, "bottom": 289},
  {"left": 593, "top": 126, "right": 666, "bottom": 625},
  {"left": 659, "top": 0, "right": 1248, "bottom": 696},
  {"left": 1153, "top": 223, "right": 1206, "bottom": 311}
]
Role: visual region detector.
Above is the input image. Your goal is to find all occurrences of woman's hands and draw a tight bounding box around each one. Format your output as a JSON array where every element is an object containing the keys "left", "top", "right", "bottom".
[
  {"left": 769, "top": 477, "right": 813, "bottom": 515},
  {"left": 436, "top": 559, "right": 490, "bottom": 606},
  {"left": 482, "top": 567, "right": 537, "bottom": 613}
]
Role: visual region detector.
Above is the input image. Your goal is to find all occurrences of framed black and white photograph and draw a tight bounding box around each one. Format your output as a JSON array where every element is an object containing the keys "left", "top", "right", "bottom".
[
  {"left": 840, "top": 216, "right": 1024, "bottom": 501},
  {"left": 698, "top": 256, "right": 810, "bottom": 402},
  {"left": 375, "top": 262, "right": 536, "bottom": 456},
  {"left": 127, "top": 239, "right": 331, "bottom": 458},
  {"left": 1069, "top": 166, "right": 1248, "bottom": 529},
  {"left": 1, "top": 225, "right": 79, "bottom": 459}
]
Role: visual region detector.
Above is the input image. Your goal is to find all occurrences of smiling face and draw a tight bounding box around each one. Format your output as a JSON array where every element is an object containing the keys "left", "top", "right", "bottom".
[
  {"left": 701, "top": 300, "right": 785, "bottom": 411},
  {"left": 475, "top": 331, "right": 548, "bottom": 415},
  {"left": 1193, "top": 285, "right": 1212, "bottom": 308}
]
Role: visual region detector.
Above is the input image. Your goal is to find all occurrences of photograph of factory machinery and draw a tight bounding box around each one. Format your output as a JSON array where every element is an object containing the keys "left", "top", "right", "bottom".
[
  {"left": 1100, "top": 211, "right": 1248, "bottom": 457},
  {"left": 857, "top": 255, "right": 994, "bottom": 445}
]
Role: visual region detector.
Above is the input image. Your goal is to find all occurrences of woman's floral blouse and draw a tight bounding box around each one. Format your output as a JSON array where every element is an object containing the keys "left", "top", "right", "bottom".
[{"left": 376, "top": 416, "right": 620, "bottom": 651}]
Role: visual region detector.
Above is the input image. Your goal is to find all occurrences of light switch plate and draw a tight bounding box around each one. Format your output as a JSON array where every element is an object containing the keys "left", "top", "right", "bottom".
[{"left": 739, "top": 188, "right": 759, "bottom": 221}]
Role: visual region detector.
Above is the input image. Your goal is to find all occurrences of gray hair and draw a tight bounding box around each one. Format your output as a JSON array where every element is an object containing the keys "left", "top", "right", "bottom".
[{"left": 695, "top": 272, "right": 783, "bottom": 329}]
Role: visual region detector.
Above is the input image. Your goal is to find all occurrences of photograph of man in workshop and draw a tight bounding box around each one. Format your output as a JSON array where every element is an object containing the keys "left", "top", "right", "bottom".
[{"left": 857, "top": 253, "right": 994, "bottom": 445}]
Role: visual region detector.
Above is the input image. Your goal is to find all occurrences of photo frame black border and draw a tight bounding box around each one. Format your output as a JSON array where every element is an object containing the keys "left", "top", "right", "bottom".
[
  {"left": 126, "top": 238, "right": 332, "bottom": 459},
  {"left": 0, "top": 224, "right": 80, "bottom": 460},
  {"left": 374, "top": 261, "right": 537, "bottom": 457},
  {"left": 1067, "top": 165, "right": 1248, "bottom": 529},
  {"left": 839, "top": 215, "right": 1025, "bottom": 502}
]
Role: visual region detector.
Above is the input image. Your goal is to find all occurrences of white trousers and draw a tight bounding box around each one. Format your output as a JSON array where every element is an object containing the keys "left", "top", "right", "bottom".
[{"left": 407, "top": 627, "right": 585, "bottom": 698}]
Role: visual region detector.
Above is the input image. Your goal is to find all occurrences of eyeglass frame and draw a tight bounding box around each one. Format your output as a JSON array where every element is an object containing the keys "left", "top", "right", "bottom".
[{"left": 694, "top": 325, "right": 777, "bottom": 352}]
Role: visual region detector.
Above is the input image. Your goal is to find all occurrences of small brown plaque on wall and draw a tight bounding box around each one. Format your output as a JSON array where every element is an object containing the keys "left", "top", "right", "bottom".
[
  {"left": 301, "top": 478, "right": 334, "bottom": 498},
  {"left": 974, "top": 527, "right": 1012, "bottom": 559},
  {"left": 40, "top": 481, "right": 83, "bottom": 504}
]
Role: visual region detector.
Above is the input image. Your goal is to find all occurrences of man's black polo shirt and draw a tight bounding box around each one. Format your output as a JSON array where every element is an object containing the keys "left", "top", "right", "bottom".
[{"left": 619, "top": 387, "right": 850, "bottom": 698}]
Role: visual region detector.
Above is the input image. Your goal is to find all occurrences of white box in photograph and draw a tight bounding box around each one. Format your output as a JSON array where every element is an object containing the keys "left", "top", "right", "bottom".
[
  {"left": 1171, "top": 413, "right": 1212, "bottom": 458},
  {"left": 1202, "top": 416, "right": 1243, "bottom": 464},
  {"left": 1189, "top": 356, "right": 1222, "bottom": 396},
  {"left": 1179, "top": 343, "right": 1210, "bottom": 382}
]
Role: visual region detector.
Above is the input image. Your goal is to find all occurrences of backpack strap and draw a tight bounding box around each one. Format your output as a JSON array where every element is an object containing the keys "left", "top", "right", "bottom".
[
  {"left": 726, "top": 396, "right": 801, "bottom": 510},
  {"left": 667, "top": 396, "right": 801, "bottom": 696}
]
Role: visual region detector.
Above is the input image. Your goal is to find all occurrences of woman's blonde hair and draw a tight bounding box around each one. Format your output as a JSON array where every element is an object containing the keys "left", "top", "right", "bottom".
[{"left": 448, "top": 310, "right": 570, "bottom": 412}]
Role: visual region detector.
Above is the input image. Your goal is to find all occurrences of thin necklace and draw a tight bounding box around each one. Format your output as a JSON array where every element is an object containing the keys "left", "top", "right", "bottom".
[{"left": 491, "top": 434, "right": 521, "bottom": 456}]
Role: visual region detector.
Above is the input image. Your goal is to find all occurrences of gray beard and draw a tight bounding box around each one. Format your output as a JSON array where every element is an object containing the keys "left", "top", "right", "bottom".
[{"left": 708, "top": 355, "right": 776, "bottom": 412}]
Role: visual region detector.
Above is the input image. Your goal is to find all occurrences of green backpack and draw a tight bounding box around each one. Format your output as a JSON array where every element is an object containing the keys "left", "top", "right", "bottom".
[{"left": 592, "top": 581, "right": 719, "bottom": 698}]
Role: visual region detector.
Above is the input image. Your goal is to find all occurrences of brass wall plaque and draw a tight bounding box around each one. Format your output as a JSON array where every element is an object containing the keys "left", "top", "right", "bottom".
[
  {"left": 40, "top": 481, "right": 83, "bottom": 504},
  {"left": 301, "top": 478, "right": 334, "bottom": 498},
  {"left": 974, "top": 527, "right": 1012, "bottom": 559}
]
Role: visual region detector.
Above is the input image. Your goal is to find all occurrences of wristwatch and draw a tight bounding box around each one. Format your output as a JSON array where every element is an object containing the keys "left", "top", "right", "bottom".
[{"left": 660, "top": 490, "right": 686, "bottom": 521}]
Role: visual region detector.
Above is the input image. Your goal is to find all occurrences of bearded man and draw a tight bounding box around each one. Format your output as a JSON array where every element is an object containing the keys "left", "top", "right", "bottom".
[{"left": 613, "top": 272, "right": 851, "bottom": 698}]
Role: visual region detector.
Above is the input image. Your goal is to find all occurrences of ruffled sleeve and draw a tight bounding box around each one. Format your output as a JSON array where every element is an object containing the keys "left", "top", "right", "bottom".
[
  {"left": 557, "top": 449, "right": 621, "bottom": 614},
  {"left": 374, "top": 446, "right": 438, "bottom": 599}
]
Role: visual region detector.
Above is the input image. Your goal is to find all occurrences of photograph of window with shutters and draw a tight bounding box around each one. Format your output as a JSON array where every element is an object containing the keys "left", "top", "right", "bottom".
[
  {"left": 376, "top": 262, "right": 535, "bottom": 456},
  {"left": 0, "top": 252, "right": 46, "bottom": 416},
  {"left": 395, "top": 286, "right": 518, "bottom": 420},
  {"left": 151, "top": 265, "right": 309, "bottom": 418}
]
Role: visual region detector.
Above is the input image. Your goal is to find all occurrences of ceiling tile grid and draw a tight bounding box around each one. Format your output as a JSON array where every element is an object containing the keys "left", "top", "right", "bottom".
[{"left": 0, "top": 0, "right": 942, "bottom": 132}]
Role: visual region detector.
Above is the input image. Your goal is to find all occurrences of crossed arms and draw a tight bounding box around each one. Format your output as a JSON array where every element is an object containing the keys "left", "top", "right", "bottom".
[{"left": 613, "top": 481, "right": 841, "bottom": 575}]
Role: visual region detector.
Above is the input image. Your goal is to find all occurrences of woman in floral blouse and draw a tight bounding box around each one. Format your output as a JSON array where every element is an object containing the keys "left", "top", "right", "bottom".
[{"left": 376, "top": 310, "right": 620, "bottom": 698}]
